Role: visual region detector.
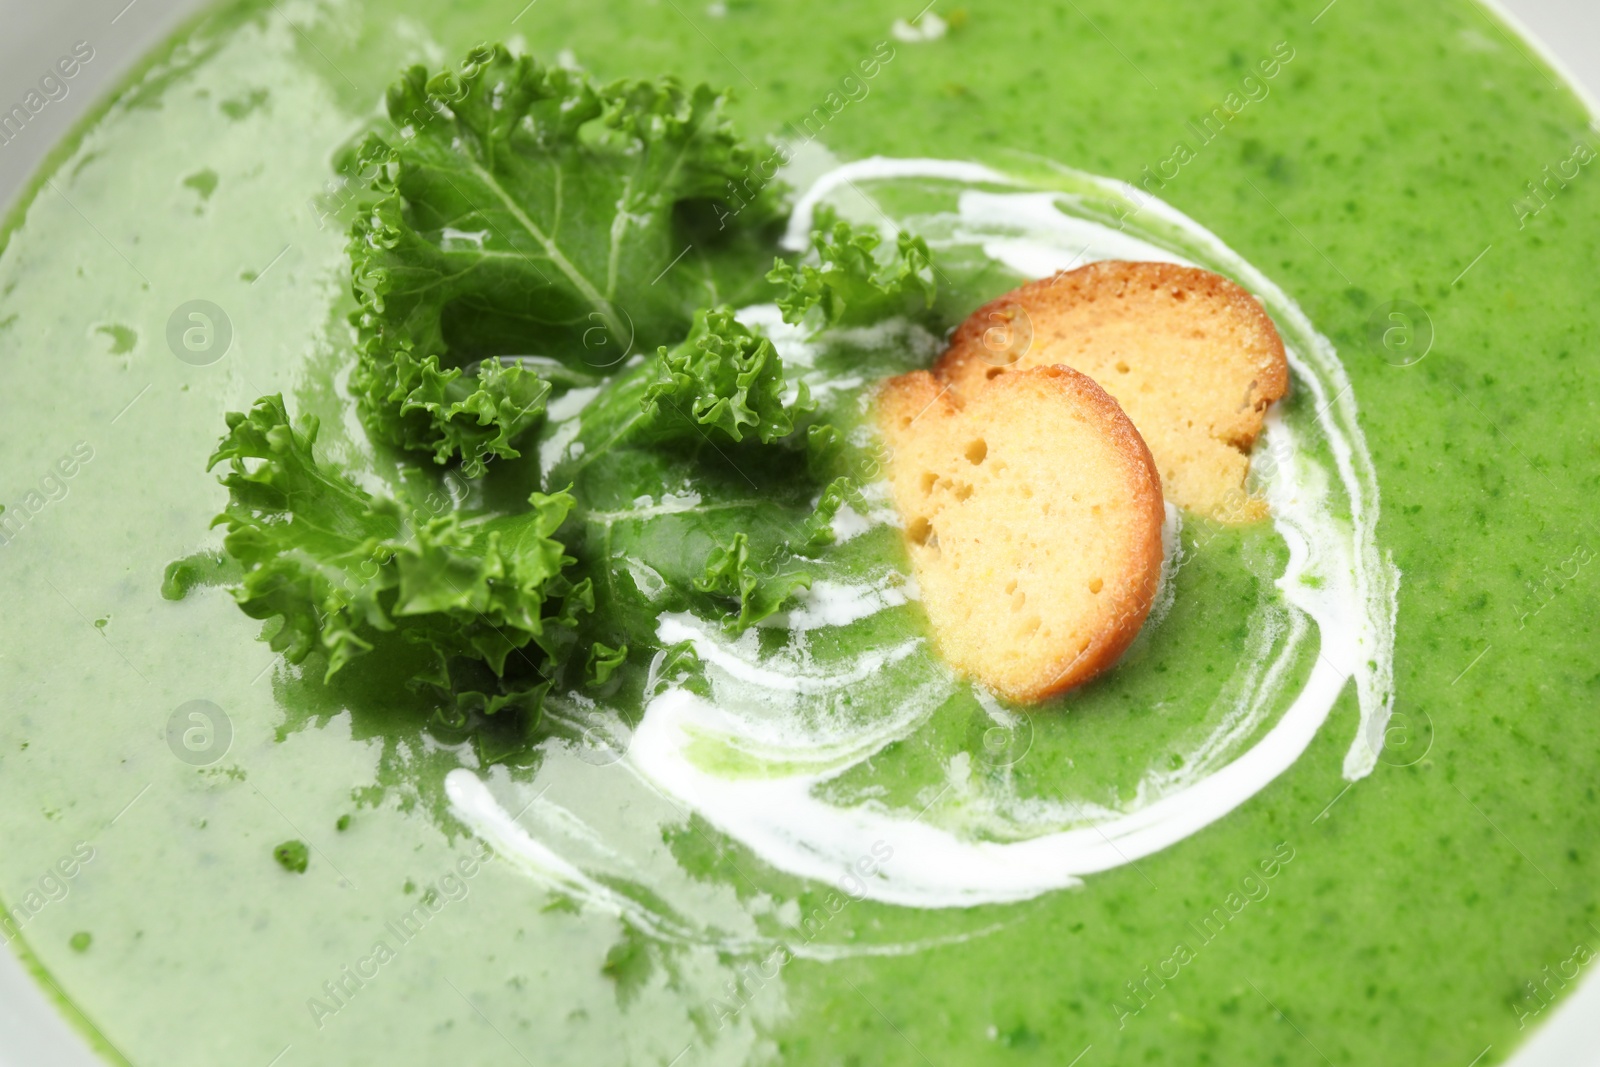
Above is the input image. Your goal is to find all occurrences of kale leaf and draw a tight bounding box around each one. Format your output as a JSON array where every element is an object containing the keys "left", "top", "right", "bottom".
[
  {"left": 207, "top": 395, "right": 588, "bottom": 710},
  {"left": 349, "top": 44, "right": 784, "bottom": 474},
  {"left": 769, "top": 213, "right": 937, "bottom": 329},
  {"left": 186, "top": 44, "right": 954, "bottom": 763},
  {"left": 545, "top": 311, "right": 831, "bottom": 646},
  {"left": 693, "top": 532, "right": 814, "bottom": 630},
  {"left": 639, "top": 308, "right": 813, "bottom": 445}
]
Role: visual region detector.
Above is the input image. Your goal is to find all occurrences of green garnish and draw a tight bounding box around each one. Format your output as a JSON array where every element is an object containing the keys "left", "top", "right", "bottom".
[
  {"left": 639, "top": 308, "right": 813, "bottom": 445},
  {"left": 769, "top": 211, "right": 937, "bottom": 328},
  {"left": 181, "top": 43, "right": 939, "bottom": 763},
  {"left": 348, "top": 44, "right": 784, "bottom": 474},
  {"left": 273, "top": 841, "right": 310, "bottom": 874},
  {"left": 585, "top": 643, "right": 628, "bottom": 687},
  {"left": 801, "top": 476, "right": 861, "bottom": 549},
  {"left": 694, "top": 532, "right": 814, "bottom": 631},
  {"left": 207, "top": 395, "right": 586, "bottom": 701}
]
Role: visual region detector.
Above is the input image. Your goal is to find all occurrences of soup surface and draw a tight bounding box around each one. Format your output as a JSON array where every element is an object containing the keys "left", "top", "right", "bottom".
[{"left": 1, "top": 2, "right": 1597, "bottom": 1065}]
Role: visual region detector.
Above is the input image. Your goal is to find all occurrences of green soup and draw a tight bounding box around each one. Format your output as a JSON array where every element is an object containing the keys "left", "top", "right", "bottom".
[{"left": 1, "top": 2, "right": 1597, "bottom": 1065}]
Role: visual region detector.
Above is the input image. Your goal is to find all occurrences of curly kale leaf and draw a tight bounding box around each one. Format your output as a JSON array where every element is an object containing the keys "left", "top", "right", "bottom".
[
  {"left": 800, "top": 476, "right": 861, "bottom": 548},
  {"left": 769, "top": 214, "right": 937, "bottom": 329},
  {"left": 585, "top": 642, "right": 628, "bottom": 687},
  {"left": 693, "top": 532, "right": 813, "bottom": 630},
  {"left": 207, "top": 395, "right": 587, "bottom": 697},
  {"left": 543, "top": 308, "right": 814, "bottom": 476},
  {"left": 350, "top": 43, "right": 785, "bottom": 473},
  {"left": 205, "top": 395, "right": 403, "bottom": 675},
  {"left": 640, "top": 308, "right": 813, "bottom": 445}
]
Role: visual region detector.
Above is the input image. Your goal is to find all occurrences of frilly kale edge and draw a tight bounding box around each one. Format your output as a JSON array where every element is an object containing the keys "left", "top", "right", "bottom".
[
  {"left": 639, "top": 308, "right": 814, "bottom": 446},
  {"left": 348, "top": 43, "right": 788, "bottom": 475},
  {"left": 204, "top": 394, "right": 589, "bottom": 715},
  {"left": 768, "top": 211, "right": 937, "bottom": 330},
  {"left": 179, "top": 42, "right": 949, "bottom": 763}
]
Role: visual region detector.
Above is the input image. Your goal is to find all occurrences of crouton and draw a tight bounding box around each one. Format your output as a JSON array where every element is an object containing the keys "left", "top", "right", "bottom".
[
  {"left": 877, "top": 365, "right": 1165, "bottom": 702},
  {"left": 934, "top": 261, "right": 1289, "bottom": 522}
]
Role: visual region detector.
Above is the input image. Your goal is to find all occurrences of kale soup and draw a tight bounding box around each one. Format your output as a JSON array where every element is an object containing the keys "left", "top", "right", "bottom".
[{"left": 0, "top": 2, "right": 1596, "bottom": 1065}]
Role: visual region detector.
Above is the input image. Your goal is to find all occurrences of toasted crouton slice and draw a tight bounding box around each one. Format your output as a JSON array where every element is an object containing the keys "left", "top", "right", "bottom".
[
  {"left": 934, "top": 261, "right": 1289, "bottom": 522},
  {"left": 878, "top": 365, "right": 1165, "bottom": 703}
]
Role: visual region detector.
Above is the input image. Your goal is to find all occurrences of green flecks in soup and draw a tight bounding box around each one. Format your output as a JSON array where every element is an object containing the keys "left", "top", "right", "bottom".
[{"left": 0, "top": 2, "right": 1597, "bottom": 1066}]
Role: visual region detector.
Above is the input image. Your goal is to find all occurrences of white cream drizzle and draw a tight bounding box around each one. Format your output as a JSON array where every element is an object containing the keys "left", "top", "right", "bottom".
[
  {"left": 454, "top": 156, "right": 1401, "bottom": 911},
  {"left": 757, "top": 576, "right": 914, "bottom": 631},
  {"left": 657, "top": 613, "right": 924, "bottom": 696},
  {"left": 444, "top": 767, "right": 1004, "bottom": 959}
]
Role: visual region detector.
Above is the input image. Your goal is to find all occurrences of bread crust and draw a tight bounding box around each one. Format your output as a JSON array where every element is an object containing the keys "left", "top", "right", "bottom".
[
  {"left": 877, "top": 365, "right": 1164, "bottom": 703},
  {"left": 933, "top": 261, "right": 1289, "bottom": 522}
]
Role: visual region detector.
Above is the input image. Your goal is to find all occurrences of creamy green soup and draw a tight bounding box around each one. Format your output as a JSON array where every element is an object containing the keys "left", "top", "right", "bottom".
[{"left": 1, "top": 2, "right": 1597, "bottom": 1065}]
